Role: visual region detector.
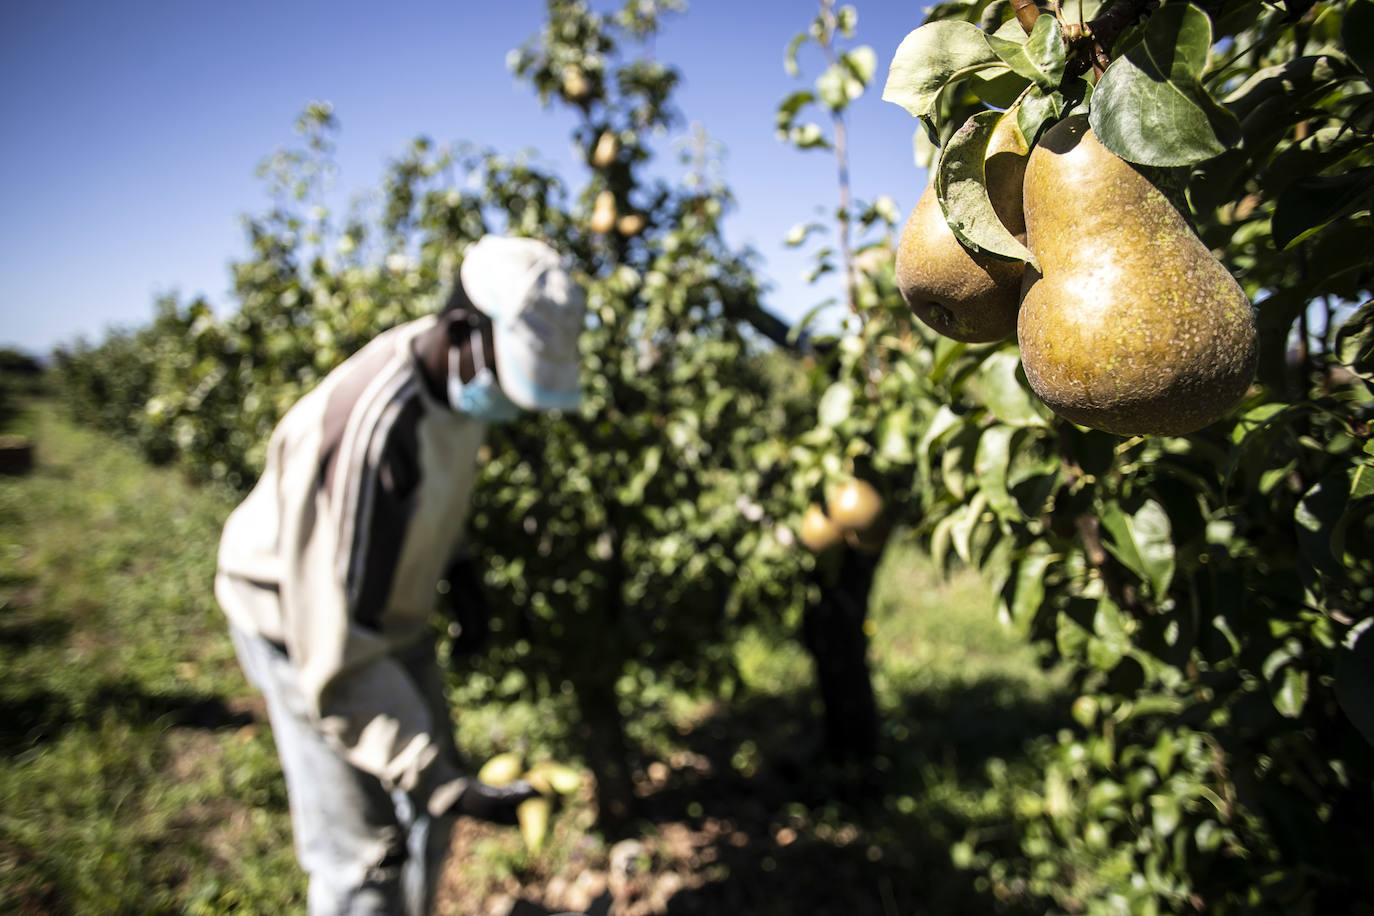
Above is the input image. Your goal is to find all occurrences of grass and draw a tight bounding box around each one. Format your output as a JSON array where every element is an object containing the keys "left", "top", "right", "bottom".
[
  {"left": 0, "top": 393, "right": 303, "bottom": 914},
  {"left": 1, "top": 390, "right": 1071, "bottom": 914}
]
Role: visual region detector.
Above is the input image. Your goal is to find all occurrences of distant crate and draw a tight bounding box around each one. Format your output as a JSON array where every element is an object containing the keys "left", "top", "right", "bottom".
[{"left": 0, "top": 434, "right": 34, "bottom": 475}]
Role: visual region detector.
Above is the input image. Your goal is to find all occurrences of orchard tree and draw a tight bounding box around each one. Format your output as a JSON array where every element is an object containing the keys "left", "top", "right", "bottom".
[{"left": 780, "top": 0, "right": 1373, "bottom": 908}]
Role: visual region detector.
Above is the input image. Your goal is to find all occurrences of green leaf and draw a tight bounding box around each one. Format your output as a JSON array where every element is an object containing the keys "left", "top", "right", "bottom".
[
  {"left": 1336, "top": 622, "right": 1374, "bottom": 747},
  {"left": 1099, "top": 499, "right": 1176, "bottom": 599},
  {"left": 882, "top": 21, "right": 1000, "bottom": 124},
  {"left": 1271, "top": 167, "right": 1374, "bottom": 249},
  {"left": 1296, "top": 472, "right": 1354, "bottom": 579},
  {"left": 817, "top": 381, "right": 855, "bottom": 428},
  {"left": 1273, "top": 665, "right": 1310, "bottom": 718},
  {"left": 1016, "top": 84, "right": 1065, "bottom": 147},
  {"left": 877, "top": 408, "right": 916, "bottom": 463},
  {"left": 935, "top": 111, "right": 1038, "bottom": 266},
  {"left": 987, "top": 14, "right": 1067, "bottom": 89},
  {"left": 784, "top": 31, "right": 807, "bottom": 78},
  {"left": 975, "top": 425, "right": 1018, "bottom": 520},
  {"left": 1343, "top": 0, "right": 1374, "bottom": 79},
  {"left": 968, "top": 67, "right": 1031, "bottom": 108},
  {"left": 1007, "top": 546, "right": 1055, "bottom": 625},
  {"left": 1089, "top": 3, "right": 1241, "bottom": 167},
  {"left": 1336, "top": 300, "right": 1374, "bottom": 375},
  {"left": 981, "top": 350, "right": 1047, "bottom": 427},
  {"left": 952, "top": 490, "right": 990, "bottom": 564}
]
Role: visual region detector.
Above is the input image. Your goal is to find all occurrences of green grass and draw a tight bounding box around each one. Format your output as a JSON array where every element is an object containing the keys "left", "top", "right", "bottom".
[
  {"left": 0, "top": 395, "right": 303, "bottom": 914},
  {"left": 2, "top": 392, "right": 1071, "bottom": 914}
]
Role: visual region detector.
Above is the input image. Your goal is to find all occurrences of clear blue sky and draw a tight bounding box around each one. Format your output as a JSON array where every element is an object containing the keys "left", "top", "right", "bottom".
[{"left": 0, "top": 0, "right": 928, "bottom": 356}]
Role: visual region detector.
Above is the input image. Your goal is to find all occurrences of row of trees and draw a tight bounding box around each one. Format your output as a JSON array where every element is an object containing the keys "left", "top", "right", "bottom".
[{"left": 54, "top": 0, "right": 1373, "bottom": 910}]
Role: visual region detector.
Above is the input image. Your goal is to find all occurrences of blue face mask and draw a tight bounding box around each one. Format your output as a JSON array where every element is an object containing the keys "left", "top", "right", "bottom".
[{"left": 447, "top": 346, "right": 521, "bottom": 423}]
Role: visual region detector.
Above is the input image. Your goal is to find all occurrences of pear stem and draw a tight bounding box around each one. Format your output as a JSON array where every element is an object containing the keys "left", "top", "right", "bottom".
[{"left": 1069, "top": 0, "right": 1158, "bottom": 77}]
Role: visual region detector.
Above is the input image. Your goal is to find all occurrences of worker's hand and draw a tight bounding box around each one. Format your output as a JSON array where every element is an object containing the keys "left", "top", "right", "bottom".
[{"left": 445, "top": 777, "right": 541, "bottom": 824}]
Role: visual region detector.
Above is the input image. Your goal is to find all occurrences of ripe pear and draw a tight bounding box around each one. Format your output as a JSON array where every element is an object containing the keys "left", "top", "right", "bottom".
[
  {"left": 798, "top": 504, "right": 844, "bottom": 553},
  {"left": 827, "top": 477, "right": 883, "bottom": 533},
  {"left": 589, "top": 190, "right": 617, "bottom": 234},
  {"left": 896, "top": 113, "right": 1029, "bottom": 343},
  {"left": 1017, "top": 115, "right": 1257, "bottom": 437},
  {"left": 591, "top": 130, "right": 618, "bottom": 168}
]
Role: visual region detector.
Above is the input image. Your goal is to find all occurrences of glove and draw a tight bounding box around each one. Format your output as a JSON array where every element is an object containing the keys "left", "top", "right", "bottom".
[{"left": 434, "top": 777, "right": 541, "bottom": 824}]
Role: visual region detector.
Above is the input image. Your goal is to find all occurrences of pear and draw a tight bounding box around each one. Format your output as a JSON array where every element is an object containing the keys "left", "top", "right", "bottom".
[
  {"left": 827, "top": 477, "right": 883, "bottom": 533},
  {"left": 589, "top": 190, "right": 617, "bottom": 234},
  {"left": 1017, "top": 115, "right": 1257, "bottom": 437},
  {"left": 798, "top": 504, "right": 844, "bottom": 553},
  {"left": 591, "top": 130, "right": 618, "bottom": 168},
  {"left": 896, "top": 113, "right": 1029, "bottom": 343}
]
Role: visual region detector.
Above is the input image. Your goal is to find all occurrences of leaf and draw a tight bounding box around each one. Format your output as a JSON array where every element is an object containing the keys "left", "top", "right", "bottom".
[
  {"left": 1007, "top": 546, "right": 1055, "bottom": 626},
  {"left": 1343, "top": 0, "right": 1374, "bottom": 80},
  {"left": 817, "top": 381, "right": 855, "bottom": 428},
  {"left": 1336, "top": 621, "right": 1374, "bottom": 747},
  {"left": 987, "top": 14, "right": 1067, "bottom": 89},
  {"left": 1089, "top": 3, "right": 1241, "bottom": 167},
  {"left": 882, "top": 21, "right": 1000, "bottom": 123},
  {"left": 975, "top": 425, "right": 1018, "bottom": 520},
  {"left": 1273, "top": 665, "right": 1310, "bottom": 718},
  {"left": 1099, "top": 499, "right": 1176, "bottom": 599},
  {"left": 1335, "top": 300, "right": 1374, "bottom": 374},
  {"left": 968, "top": 67, "right": 1031, "bottom": 108},
  {"left": 981, "top": 350, "right": 1047, "bottom": 427},
  {"left": 1271, "top": 167, "right": 1374, "bottom": 249},
  {"left": 1016, "top": 84, "right": 1065, "bottom": 147},
  {"left": 935, "top": 111, "right": 1038, "bottom": 265}
]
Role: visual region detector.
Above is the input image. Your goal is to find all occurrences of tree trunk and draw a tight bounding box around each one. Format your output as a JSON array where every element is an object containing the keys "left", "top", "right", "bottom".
[
  {"left": 802, "top": 548, "right": 880, "bottom": 764},
  {"left": 574, "top": 663, "right": 636, "bottom": 836}
]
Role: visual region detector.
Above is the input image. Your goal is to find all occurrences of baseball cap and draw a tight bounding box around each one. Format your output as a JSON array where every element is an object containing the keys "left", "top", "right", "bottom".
[{"left": 459, "top": 236, "right": 585, "bottom": 412}]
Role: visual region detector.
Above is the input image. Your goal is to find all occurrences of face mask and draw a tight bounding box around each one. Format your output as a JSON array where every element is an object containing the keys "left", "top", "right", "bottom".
[{"left": 447, "top": 345, "right": 521, "bottom": 423}]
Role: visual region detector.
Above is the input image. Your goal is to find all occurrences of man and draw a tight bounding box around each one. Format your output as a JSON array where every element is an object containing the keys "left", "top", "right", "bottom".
[{"left": 215, "top": 236, "right": 585, "bottom": 915}]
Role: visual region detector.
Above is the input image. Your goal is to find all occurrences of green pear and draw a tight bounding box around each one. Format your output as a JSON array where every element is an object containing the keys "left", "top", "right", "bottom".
[
  {"left": 1017, "top": 115, "right": 1257, "bottom": 436},
  {"left": 896, "top": 113, "right": 1029, "bottom": 343}
]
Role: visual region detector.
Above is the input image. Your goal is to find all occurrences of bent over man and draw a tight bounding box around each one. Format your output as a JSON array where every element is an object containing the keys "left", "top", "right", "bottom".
[{"left": 215, "top": 236, "right": 585, "bottom": 915}]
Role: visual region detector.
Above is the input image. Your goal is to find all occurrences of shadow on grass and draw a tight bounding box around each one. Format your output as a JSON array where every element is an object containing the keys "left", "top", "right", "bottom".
[
  {"left": 0, "top": 677, "right": 257, "bottom": 753},
  {"left": 612, "top": 674, "right": 1071, "bottom": 916}
]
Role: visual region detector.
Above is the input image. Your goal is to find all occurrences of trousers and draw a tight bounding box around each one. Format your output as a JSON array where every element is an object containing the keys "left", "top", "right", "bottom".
[{"left": 228, "top": 622, "right": 458, "bottom": 916}]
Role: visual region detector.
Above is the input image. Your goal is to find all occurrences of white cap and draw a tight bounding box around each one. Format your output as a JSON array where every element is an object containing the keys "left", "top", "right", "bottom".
[{"left": 459, "top": 236, "right": 585, "bottom": 412}]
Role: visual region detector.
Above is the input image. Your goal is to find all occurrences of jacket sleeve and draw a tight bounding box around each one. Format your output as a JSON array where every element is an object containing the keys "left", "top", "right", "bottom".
[{"left": 272, "top": 403, "right": 465, "bottom": 816}]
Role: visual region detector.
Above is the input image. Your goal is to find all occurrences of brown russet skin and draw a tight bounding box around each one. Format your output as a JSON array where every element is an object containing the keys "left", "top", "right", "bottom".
[
  {"left": 896, "top": 113, "right": 1029, "bottom": 343},
  {"left": 1017, "top": 115, "right": 1257, "bottom": 437}
]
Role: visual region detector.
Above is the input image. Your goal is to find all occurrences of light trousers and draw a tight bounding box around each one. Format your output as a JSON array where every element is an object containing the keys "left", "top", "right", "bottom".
[{"left": 229, "top": 622, "right": 458, "bottom": 916}]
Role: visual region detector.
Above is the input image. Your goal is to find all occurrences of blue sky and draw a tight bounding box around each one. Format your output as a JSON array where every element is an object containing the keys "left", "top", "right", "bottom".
[{"left": 0, "top": 0, "right": 928, "bottom": 355}]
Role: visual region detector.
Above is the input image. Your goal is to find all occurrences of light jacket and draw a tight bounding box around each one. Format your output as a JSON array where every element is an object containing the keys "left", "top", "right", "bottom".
[{"left": 216, "top": 313, "right": 485, "bottom": 810}]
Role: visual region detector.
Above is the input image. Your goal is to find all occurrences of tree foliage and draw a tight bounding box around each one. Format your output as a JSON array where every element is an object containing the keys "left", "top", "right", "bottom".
[{"left": 797, "top": 0, "right": 1374, "bottom": 909}]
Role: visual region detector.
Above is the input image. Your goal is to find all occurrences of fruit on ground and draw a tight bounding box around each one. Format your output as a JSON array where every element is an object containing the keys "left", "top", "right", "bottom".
[
  {"left": 477, "top": 751, "right": 524, "bottom": 787},
  {"left": 827, "top": 477, "right": 884, "bottom": 534},
  {"left": 799, "top": 503, "right": 844, "bottom": 553},
  {"left": 517, "top": 795, "right": 552, "bottom": 853},
  {"left": 895, "top": 112, "right": 1029, "bottom": 342},
  {"left": 1017, "top": 115, "right": 1258, "bottom": 436}
]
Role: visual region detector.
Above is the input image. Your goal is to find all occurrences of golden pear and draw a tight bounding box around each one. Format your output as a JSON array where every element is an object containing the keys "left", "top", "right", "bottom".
[
  {"left": 827, "top": 477, "right": 883, "bottom": 533},
  {"left": 1017, "top": 115, "right": 1257, "bottom": 436},
  {"left": 560, "top": 65, "right": 591, "bottom": 102},
  {"left": 896, "top": 113, "right": 1029, "bottom": 342},
  {"left": 477, "top": 751, "right": 524, "bottom": 787},
  {"left": 798, "top": 504, "right": 844, "bottom": 553},
  {"left": 517, "top": 795, "right": 552, "bottom": 854},
  {"left": 589, "top": 190, "right": 617, "bottom": 234},
  {"left": 591, "top": 130, "right": 618, "bottom": 168},
  {"left": 616, "top": 213, "right": 645, "bottom": 237}
]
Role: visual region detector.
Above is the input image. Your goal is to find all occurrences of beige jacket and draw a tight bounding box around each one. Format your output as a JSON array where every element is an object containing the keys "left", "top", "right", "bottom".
[{"left": 216, "top": 314, "right": 486, "bottom": 811}]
